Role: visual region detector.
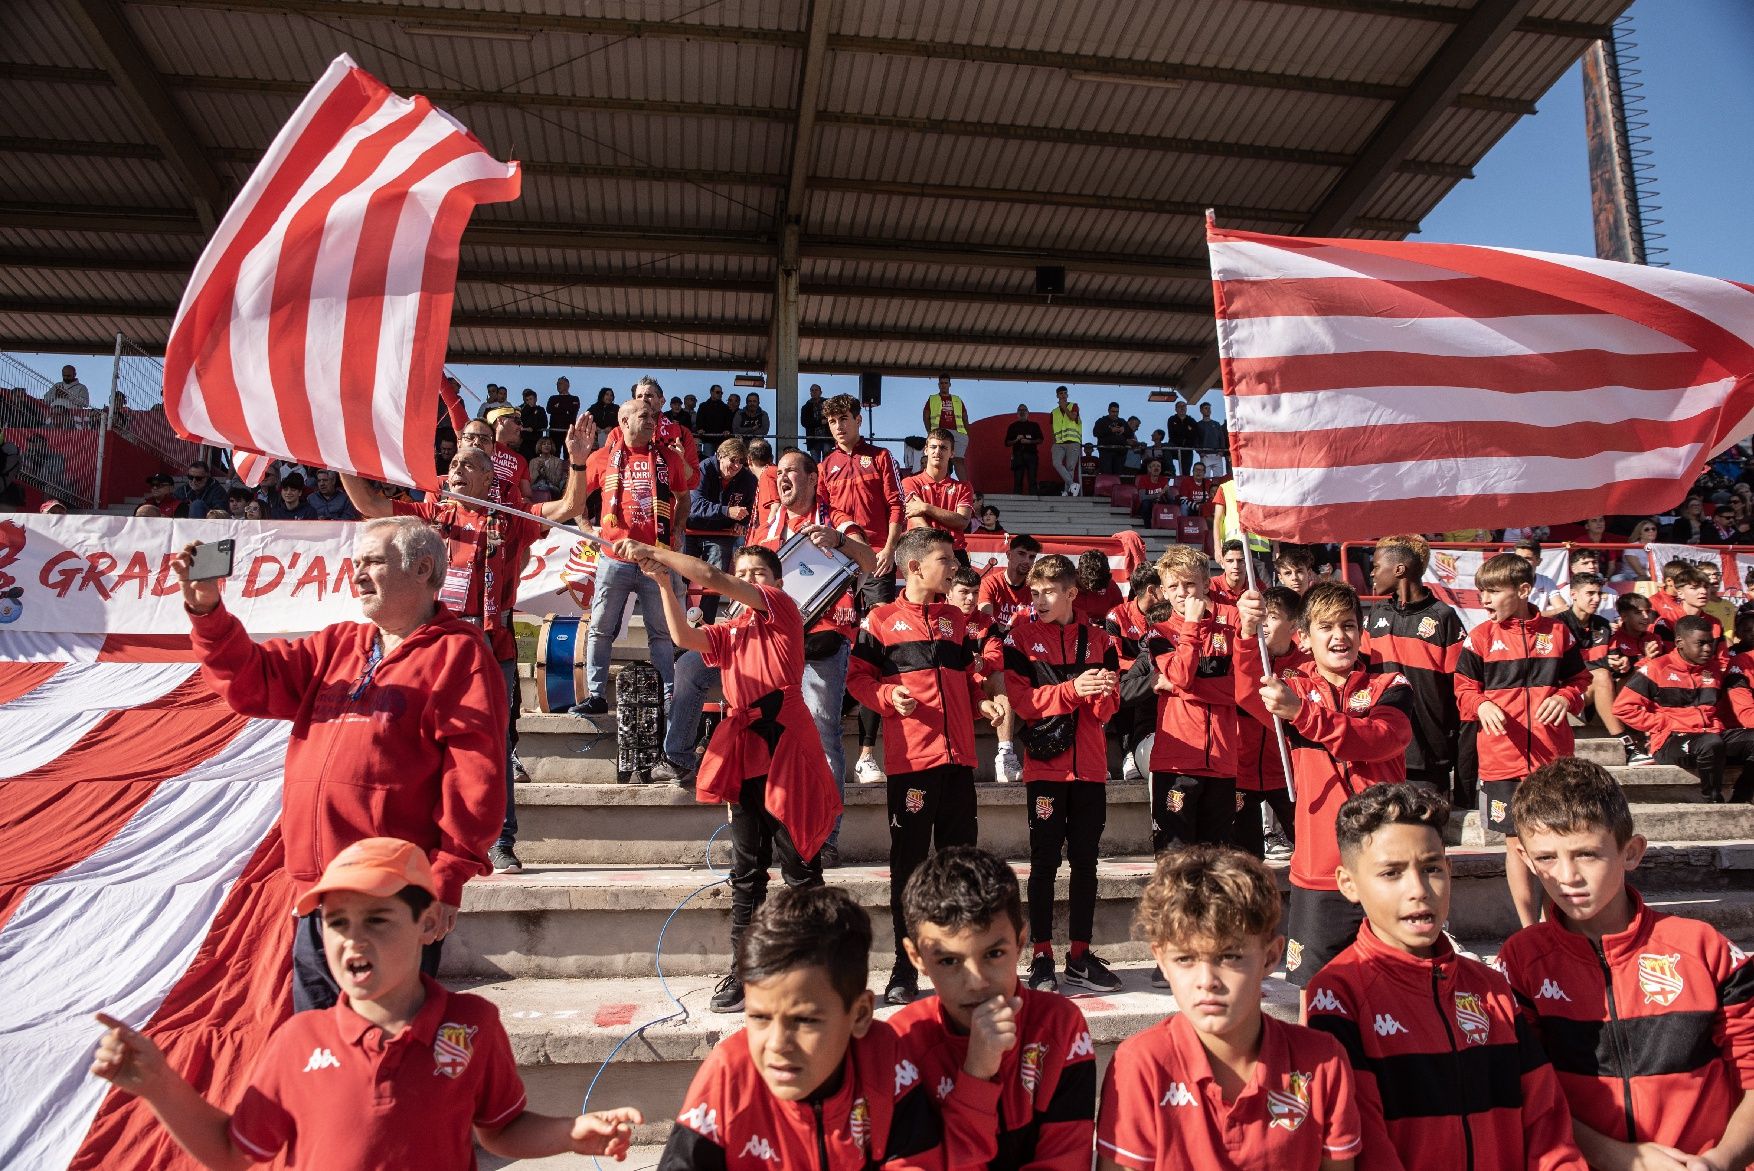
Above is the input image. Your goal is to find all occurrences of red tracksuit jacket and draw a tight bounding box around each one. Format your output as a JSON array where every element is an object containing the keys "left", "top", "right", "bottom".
[
  {"left": 1724, "top": 650, "right": 1754, "bottom": 726},
  {"left": 849, "top": 597, "right": 987, "bottom": 774},
  {"left": 1305, "top": 924, "right": 1587, "bottom": 1171},
  {"left": 1001, "top": 616, "right": 1121, "bottom": 783},
  {"left": 888, "top": 986, "right": 1096, "bottom": 1171},
  {"left": 1103, "top": 599, "right": 1152, "bottom": 672},
  {"left": 1237, "top": 643, "right": 1313, "bottom": 793},
  {"left": 1453, "top": 612, "right": 1589, "bottom": 782},
  {"left": 190, "top": 601, "right": 507, "bottom": 905},
  {"left": 1611, "top": 650, "right": 1726, "bottom": 752},
  {"left": 1236, "top": 639, "right": 1412, "bottom": 891},
  {"left": 819, "top": 440, "right": 904, "bottom": 547},
  {"left": 1498, "top": 887, "right": 1754, "bottom": 1156},
  {"left": 659, "top": 1019, "right": 943, "bottom": 1170},
  {"left": 1362, "top": 592, "right": 1464, "bottom": 774},
  {"left": 1125, "top": 607, "right": 1241, "bottom": 778}
]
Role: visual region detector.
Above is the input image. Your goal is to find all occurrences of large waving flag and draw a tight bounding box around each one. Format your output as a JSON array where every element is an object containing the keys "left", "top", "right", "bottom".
[
  {"left": 1208, "top": 225, "right": 1754, "bottom": 542},
  {"left": 164, "top": 54, "right": 520, "bottom": 491},
  {"left": 0, "top": 651, "right": 294, "bottom": 1171}
]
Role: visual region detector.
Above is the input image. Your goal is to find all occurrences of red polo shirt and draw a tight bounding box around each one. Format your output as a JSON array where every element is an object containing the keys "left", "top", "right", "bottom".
[
  {"left": 900, "top": 471, "right": 975, "bottom": 550},
  {"left": 978, "top": 569, "right": 1034, "bottom": 627},
  {"left": 228, "top": 976, "right": 526, "bottom": 1168},
  {"left": 1097, "top": 1011, "right": 1361, "bottom": 1171}
]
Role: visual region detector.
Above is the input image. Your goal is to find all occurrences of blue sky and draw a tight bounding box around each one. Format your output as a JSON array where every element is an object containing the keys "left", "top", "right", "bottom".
[{"left": 18, "top": 0, "right": 1754, "bottom": 438}]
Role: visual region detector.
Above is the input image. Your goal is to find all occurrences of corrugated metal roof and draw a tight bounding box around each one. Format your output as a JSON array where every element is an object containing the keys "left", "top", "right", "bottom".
[{"left": 0, "top": 0, "right": 1635, "bottom": 386}]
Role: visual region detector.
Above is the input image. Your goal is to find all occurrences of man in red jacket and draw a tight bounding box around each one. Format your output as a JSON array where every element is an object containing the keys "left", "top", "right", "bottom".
[
  {"left": 1003, "top": 554, "right": 1121, "bottom": 995},
  {"left": 848, "top": 527, "right": 1005, "bottom": 1007},
  {"left": 177, "top": 517, "right": 508, "bottom": 1011}
]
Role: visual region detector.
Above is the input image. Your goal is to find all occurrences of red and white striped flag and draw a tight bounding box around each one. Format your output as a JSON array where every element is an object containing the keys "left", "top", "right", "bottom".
[
  {"left": 1209, "top": 225, "right": 1754, "bottom": 542},
  {"left": 164, "top": 55, "right": 520, "bottom": 491}
]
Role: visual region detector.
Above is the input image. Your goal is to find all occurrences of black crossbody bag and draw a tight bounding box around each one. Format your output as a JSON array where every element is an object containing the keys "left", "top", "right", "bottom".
[{"left": 1018, "top": 626, "right": 1086, "bottom": 761}]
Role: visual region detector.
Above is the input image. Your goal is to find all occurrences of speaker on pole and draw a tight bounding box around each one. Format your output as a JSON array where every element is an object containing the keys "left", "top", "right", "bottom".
[{"left": 859, "top": 372, "right": 882, "bottom": 407}]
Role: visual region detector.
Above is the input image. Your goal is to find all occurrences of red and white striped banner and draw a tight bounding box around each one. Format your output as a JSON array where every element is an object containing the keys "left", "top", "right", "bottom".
[
  {"left": 164, "top": 54, "right": 520, "bottom": 491},
  {"left": 0, "top": 659, "right": 294, "bottom": 1170},
  {"left": 1208, "top": 226, "right": 1754, "bottom": 543}
]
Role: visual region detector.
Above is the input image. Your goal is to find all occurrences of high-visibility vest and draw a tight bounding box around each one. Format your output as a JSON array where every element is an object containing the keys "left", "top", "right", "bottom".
[
  {"left": 1217, "top": 479, "right": 1270, "bottom": 553},
  {"left": 1051, "top": 406, "right": 1082, "bottom": 443},
  {"left": 928, "top": 393, "right": 968, "bottom": 433}
]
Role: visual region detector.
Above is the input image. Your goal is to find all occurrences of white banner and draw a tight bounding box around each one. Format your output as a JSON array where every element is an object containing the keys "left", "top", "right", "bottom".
[{"left": 0, "top": 514, "right": 585, "bottom": 635}]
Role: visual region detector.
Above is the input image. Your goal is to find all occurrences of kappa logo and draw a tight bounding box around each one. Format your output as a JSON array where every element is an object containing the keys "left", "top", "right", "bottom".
[
  {"left": 1733, "top": 943, "right": 1749, "bottom": 967},
  {"left": 1454, "top": 992, "right": 1491, "bottom": 1046},
  {"left": 1159, "top": 1082, "right": 1197, "bottom": 1108},
  {"left": 1536, "top": 978, "right": 1571, "bottom": 1002},
  {"left": 1638, "top": 953, "right": 1685, "bottom": 1005},
  {"left": 1491, "top": 639, "right": 1509, "bottom": 652},
  {"left": 1031, "top": 642, "right": 1048, "bottom": 654},
  {"left": 1373, "top": 1014, "right": 1409, "bottom": 1037},
  {"left": 936, "top": 1075, "right": 955, "bottom": 1100},
  {"left": 1374, "top": 616, "right": 1389, "bottom": 628},
  {"left": 1020, "top": 1042, "right": 1049, "bottom": 1095},
  {"left": 1668, "top": 672, "right": 1682, "bottom": 682},
  {"left": 1267, "top": 1071, "right": 1313, "bottom": 1132},
  {"left": 1308, "top": 988, "right": 1347, "bottom": 1015},
  {"left": 895, "top": 1058, "right": 921, "bottom": 1094},
  {"left": 433, "top": 1021, "right": 477, "bottom": 1079},
  {"left": 678, "top": 1103, "right": 719, "bottom": 1140},
  {"left": 1286, "top": 938, "right": 1304, "bottom": 971},
  {"left": 740, "top": 1135, "right": 780, "bottom": 1163},
  {"left": 891, "top": 620, "right": 914, "bottom": 634},
  {"left": 302, "top": 1047, "right": 341, "bottom": 1072},
  {"left": 905, "top": 788, "right": 926, "bottom": 815},
  {"left": 1069, "top": 1030, "right": 1094, "bottom": 1060}
]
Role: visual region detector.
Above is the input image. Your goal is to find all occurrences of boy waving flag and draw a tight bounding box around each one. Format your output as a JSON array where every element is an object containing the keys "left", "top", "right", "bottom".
[
  {"left": 1207, "top": 223, "right": 1754, "bottom": 543},
  {"left": 164, "top": 55, "right": 521, "bottom": 490}
]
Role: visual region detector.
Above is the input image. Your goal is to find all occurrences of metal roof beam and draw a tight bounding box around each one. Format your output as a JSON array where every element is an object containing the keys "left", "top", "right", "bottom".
[
  {"left": 0, "top": 66, "right": 1472, "bottom": 179},
  {"left": 55, "top": 0, "right": 227, "bottom": 233},
  {"left": 0, "top": 134, "right": 1426, "bottom": 233},
  {"left": 125, "top": 0, "right": 1550, "bottom": 109},
  {"left": 1173, "top": 0, "right": 1544, "bottom": 397}
]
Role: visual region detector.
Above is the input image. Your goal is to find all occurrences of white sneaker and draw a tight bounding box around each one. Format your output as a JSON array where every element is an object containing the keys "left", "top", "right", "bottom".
[
  {"left": 1121, "top": 752, "right": 1142, "bottom": 782},
  {"left": 995, "top": 744, "right": 1023, "bottom": 783},
  {"left": 854, "top": 756, "right": 886, "bottom": 785}
]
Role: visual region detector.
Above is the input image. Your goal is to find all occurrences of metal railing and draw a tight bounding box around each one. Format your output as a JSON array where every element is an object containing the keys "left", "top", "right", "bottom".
[{"left": 0, "top": 350, "right": 101, "bottom": 508}]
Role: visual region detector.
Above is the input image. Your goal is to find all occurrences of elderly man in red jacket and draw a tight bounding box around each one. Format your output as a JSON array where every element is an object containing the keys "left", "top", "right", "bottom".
[{"left": 175, "top": 515, "right": 508, "bottom": 1011}]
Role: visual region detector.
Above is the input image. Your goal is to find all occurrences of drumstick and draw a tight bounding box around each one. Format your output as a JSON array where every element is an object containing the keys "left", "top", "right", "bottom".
[{"left": 438, "top": 490, "right": 607, "bottom": 548}]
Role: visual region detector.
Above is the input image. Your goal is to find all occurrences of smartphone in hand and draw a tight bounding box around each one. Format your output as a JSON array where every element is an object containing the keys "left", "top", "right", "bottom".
[{"left": 188, "top": 539, "right": 236, "bottom": 581}]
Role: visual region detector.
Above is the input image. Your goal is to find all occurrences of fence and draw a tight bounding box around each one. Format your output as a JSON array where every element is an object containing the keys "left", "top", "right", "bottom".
[{"left": 0, "top": 350, "right": 102, "bottom": 508}]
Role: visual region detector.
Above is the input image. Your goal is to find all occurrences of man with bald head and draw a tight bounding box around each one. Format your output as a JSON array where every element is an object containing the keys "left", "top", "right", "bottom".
[
  {"left": 573, "top": 398, "right": 684, "bottom": 717},
  {"left": 343, "top": 422, "right": 591, "bottom": 872}
]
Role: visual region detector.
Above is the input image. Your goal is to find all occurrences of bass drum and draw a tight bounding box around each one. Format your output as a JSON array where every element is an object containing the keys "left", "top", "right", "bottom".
[{"left": 536, "top": 613, "right": 584, "bottom": 713}]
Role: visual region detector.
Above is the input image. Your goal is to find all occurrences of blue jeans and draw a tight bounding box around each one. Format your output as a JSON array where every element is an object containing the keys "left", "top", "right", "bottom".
[
  {"left": 585, "top": 555, "right": 676, "bottom": 700},
  {"left": 686, "top": 533, "right": 740, "bottom": 623},
  {"left": 663, "top": 639, "right": 850, "bottom": 846},
  {"left": 499, "top": 657, "right": 519, "bottom": 846}
]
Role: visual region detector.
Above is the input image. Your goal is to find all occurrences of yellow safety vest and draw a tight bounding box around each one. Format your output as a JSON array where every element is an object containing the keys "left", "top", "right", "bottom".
[
  {"left": 927, "top": 393, "right": 969, "bottom": 433},
  {"left": 1051, "top": 406, "right": 1082, "bottom": 444},
  {"left": 1217, "top": 480, "right": 1270, "bottom": 553}
]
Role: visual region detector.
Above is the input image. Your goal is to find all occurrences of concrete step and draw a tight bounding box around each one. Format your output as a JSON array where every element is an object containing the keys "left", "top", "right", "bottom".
[
  {"left": 1454, "top": 800, "right": 1754, "bottom": 847},
  {"left": 465, "top": 958, "right": 1301, "bottom": 1150},
  {"left": 443, "top": 848, "right": 1754, "bottom": 983}
]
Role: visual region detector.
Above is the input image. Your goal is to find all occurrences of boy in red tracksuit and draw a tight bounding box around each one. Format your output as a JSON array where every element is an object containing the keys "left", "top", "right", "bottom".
[
  {"left": 1653, "top": 565, "right": 1726, "bottom": 643},
  {"left": 1305, "top": 783, "right": 1587, "bottom": 1171},
  {"left": 1002, "top": 554, "right": 1122, "bottom": 995},
  {"left": 1502, "top": 759, "right": 1754, "bottom": 1171},
  {"left": 1453, "top": 552, "right": 1591, "bottom": 929},
  {"left": 1123, "top": 544, "right": 1240, "bottom": 852},
  {"left": 1106, "top": 563, "right": 1162, "bottom": 782},
  {"left": 1617, "top": 614, "right": 1754, "bottom": 803},
  {"left": 952, "top": 565, "right": 1018, "bottom": 782},
  {"left": 1235, "top": 582, "right": 1412, "bottom": 996},
  {"left": 849, "top": 527, "right": 1005, "bottom": 1008},
  {"left": 660, "top": 887, "right": 945, "bottom": 1171},
  {"left": 891, "top": 847, "right": 1096, "bottom": 1171},
  {"left": 1099, "top": 846, "right": 1363, "bottom": 1171},
  {"left": 1233, "top": 585, "right": 1309, "bottom": 862}
]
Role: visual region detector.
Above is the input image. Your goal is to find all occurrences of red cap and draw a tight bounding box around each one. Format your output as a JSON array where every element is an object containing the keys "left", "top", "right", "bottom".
[{"left": 294, "top": 837, "right": 438, "bottom": 917}]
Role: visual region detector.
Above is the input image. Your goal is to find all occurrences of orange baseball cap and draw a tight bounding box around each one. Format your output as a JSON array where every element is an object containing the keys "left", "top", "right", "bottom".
[{"left": 294, "top": 837, "right": 438, "bottom": 917}]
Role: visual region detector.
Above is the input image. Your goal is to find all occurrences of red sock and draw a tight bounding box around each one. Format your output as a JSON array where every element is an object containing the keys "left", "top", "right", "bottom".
[
  {"left": 1033, "top": 941, "right": 1054, "bottom": 959},
  {"left": 1069, "top": 941, "right": 1089, "bottom": 960}
]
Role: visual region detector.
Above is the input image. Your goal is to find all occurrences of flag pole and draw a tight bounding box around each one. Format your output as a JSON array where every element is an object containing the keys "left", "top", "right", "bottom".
[
  {"left": 1206, "top": 206, "right": 1296, "bottom": 803},
  {"left": 438, "top": 489, "right": 606, "bottom": 548}
]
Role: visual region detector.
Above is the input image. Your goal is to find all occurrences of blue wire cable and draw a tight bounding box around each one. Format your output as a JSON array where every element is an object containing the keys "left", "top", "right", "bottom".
[{"left": 581, "top": 819, "right": 732, "bottom": 1168}]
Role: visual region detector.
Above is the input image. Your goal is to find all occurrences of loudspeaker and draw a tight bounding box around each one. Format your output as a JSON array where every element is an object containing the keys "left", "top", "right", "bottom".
[
  {"left": 1034, "top": 265, "right": 1067, "bottom": 296},
  {"left": 859, "top": 372, "right": 882, "bottom": 407}
]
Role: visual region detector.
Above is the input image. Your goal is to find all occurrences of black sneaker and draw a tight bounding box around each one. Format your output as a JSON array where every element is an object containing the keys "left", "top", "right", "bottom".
[
  {"left": 1027, "top": 953, "right": 1058, "bottom": 993},
  {"left": 650, "top": 757, "right": 694, "bottom": 786},
  {"left": 1150, "top": 966, "right": 1171, "bottom": 990},
  {"left": 709, "top": 973, "right": 744, "bottom": 1013},
  {"left": 488, "top": 843, "right": 522, "bottom": 874},
  {"left": 569, "top": 695, "right": 609, "bottom": 717},
  {"left": 818, "top": 842, "right": 842, "bottom": 869},
  {"left": 884, "top": 964, "right": 918, "bottom": 1006},
  {"left": 1065, "top": 951, "right": 1123, "bottom": 993}
]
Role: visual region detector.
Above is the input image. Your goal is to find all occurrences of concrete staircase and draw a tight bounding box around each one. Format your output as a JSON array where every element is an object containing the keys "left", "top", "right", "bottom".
[
  {"left": 454, "top": 644, "right": 1754, "bottom": 1167},
  {"left": 973, "top": 491, "right": 1183, "bottom": 561}
]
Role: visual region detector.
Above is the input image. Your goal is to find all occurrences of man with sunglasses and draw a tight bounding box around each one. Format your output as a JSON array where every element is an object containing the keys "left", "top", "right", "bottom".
[{"left": 174, "top": 460, "right": 228, "bottom": 515}]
